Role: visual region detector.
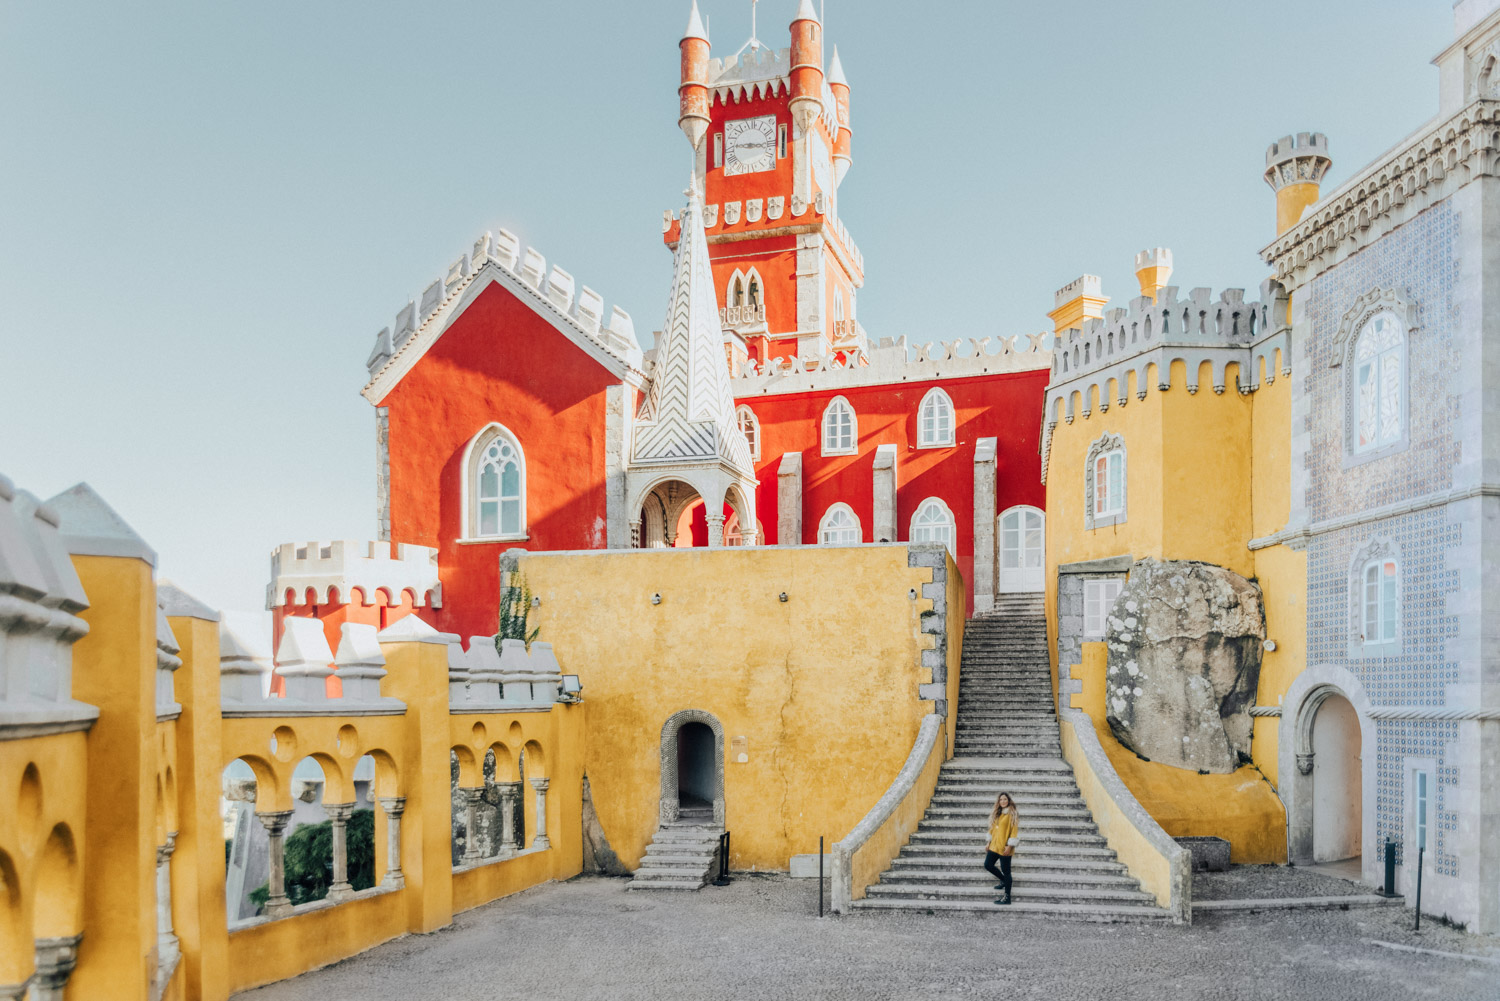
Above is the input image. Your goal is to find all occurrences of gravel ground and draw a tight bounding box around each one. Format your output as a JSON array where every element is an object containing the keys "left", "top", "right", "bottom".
[
  {"left": 1193, "top": 864, "right": 1372, "bottom": 901},
  {"left": 236, "top": 874, "right": 1499, "bottom": 1001}
]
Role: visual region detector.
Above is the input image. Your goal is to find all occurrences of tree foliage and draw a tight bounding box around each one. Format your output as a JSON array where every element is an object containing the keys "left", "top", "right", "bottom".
[
  {"left": 250, "top": 809, "right": 376, "bottom": 909},
  {"left": 497, "top": 571, "right": 539, "bottom": 648}
]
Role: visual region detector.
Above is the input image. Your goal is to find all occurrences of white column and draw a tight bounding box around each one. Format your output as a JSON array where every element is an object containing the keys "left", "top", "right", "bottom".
[
  {"left": 256, "top": 810, "right": 294, "bottom": 916},
  {"left": 497, "top": 782, "right": 519, "bottom": 857},
  {"left": 530, "top": 777, "right": 551, "bottom": 850},
  {"left": 872, "top": 444, "right": 898, "bottom": 543},
  {"left": 326, "top": 804, "right": 355, "bottom": 900},
  {"left": 461, "top": 788, "right": 484, "bottom": 864},
  {"left": 973, "top": 437, "right": 998, "bottom": 612},
  {"left": 155, "top": 833, "right": 179, "bottom": 965},
  {"left": 378, "top": 797, "right": 406, "bottom": 889},
  {"left": 777, "top": 452, "right": 803, "bottom": 545},
  {"left": 705, "top": 513, "right": 725, "bottom": 549}
]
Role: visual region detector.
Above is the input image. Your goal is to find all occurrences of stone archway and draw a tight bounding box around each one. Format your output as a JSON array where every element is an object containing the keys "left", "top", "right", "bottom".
[
  {"left": 1280, "top": 666, "right": 1374, "bottom": 872},
  {"left": 658, "top": 710, "right": 725, "bottom": 828}
]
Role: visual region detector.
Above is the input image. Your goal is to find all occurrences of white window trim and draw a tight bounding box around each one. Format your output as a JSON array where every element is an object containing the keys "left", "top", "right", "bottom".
[
  {"left": 999, "top": 504, "right": 1045, "bottom": 572},
  {"left": 821, "top": 396, "right": 858, "bottom": 456},
  {"left": 736, "top": 405, "right": 761, "bottom": 461},
  {"left": 1334, "top": 290, "right": 1415, "bottom": 469},
  {"left": 916, "top": 387, "right": 956, "bottom": 448},
  {"left": 1347, "top": 535, "right": 1403, "bottom": 658},
  {"left": 1083, "top": 577, "right": 1124, "bottom": 639},
  {"left": 909, "top": 496, "right": 957, "bottom": 555},
  {"left": 818, "top": 502, "right": 862, "bottom": 545},
  {"left": 1083, "top": 431, "right": 1126, "bottom": 530},
  {"left": 459, "top": 421, "right": 528, "bottom": 543}
]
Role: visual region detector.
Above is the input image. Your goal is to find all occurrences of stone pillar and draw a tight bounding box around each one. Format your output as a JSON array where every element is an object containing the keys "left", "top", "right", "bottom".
[
  {"left": 497, "top": 782, "right": 519, "bottom": 857},
  {"left": 379, "top": 796, "right": 406, "bottom": 889},
  {"left": 326, "top": 804, "right": 355, "bottom": 900},
  {"left": 461, "top": 788, "right": 484, "bottom": 864},
  {"left": 530, "top": 778, "right": 550, "bottom": 850},
  {"left": 872, "top": 444, "right": 898, "bottom": 543},
  {"left": 777, "top": 452, "right": 803, "bottom": 545},
  {"left": 29, "top": 935, "right": 82, "bottom": 1001},
  {"left": 972, "top": 437, "right": 998, "bottom": 612},
  {"left": 0, "top": 977, "right": 31, "bottom": 1001},
  {"left": 257, "top": 810, "right": 294, "bottom": 916},
  {"left": 705, "top": 513, "right": 725, "bottom": 549},
  {"left": 155, "top": 834, "right": 179, "bottom": 965}
]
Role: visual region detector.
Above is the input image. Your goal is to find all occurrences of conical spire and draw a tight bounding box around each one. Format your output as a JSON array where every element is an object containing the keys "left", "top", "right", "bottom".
[
  {"left": 828, "top": 45, "right": 847, "bottom": 86},
  {"left": 683, "top": 0, "right": 708, "bottom": 41},
  {"left": 793, "top": 0, "right": 821, "bottom": 24}
]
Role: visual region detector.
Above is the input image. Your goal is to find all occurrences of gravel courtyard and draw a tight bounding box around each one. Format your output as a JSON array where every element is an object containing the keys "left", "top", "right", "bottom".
[{"left": 236, "top": 874, "right": 1498, "bottom": 1001}]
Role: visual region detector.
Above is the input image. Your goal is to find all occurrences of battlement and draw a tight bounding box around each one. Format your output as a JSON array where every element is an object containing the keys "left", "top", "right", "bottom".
[
  {"left": 1264, "top": 132, "right": 1332, "bottom": 190},
  {"left": 363, "top": 227, "right": 643, "bottom": 392},
  {"left": 1054, "top": 275, "right": 1103, "bottom": 311},
  {"left": 731, "top": 331, "right": 1052, "bottom": 397},
  {"left": 448, "top": 635, "right": 563, "bottom": 708},
  {"left": 267, "top": 539, "right": 442, "bottom": 609},
  {"left": 706, "top": 46, "right": 790, "bottom": 101},
  {"left": 1134, "top": 247, "right": 1172, "bottom": 271}
]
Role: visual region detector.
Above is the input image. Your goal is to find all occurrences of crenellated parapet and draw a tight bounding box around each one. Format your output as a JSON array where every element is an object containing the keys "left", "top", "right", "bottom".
[
  {"left": 1039, "top": 280, "right": 1290, "bottom": 481},
  {"left": 731, "top": 331, "right": 1052, "bottom": 397},
  {"left": 447, "top": 635, "right": 563, "bottom": 709},
  {"left": 361, "top": 228, "right": 645, "bottom": 402},
  {"left": 0, "top": 473, "right": 97, "bottom": 733},
  {"left": 267, "top": 540, "right": 441, "bottom": 610}
]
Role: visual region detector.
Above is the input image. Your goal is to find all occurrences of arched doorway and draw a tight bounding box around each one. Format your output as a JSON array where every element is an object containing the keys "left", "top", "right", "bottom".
[
  {"left": 998, "top": 506, "right": 1045, "bottom": 592},
  {"left": 1311, "top": 693, "right": 1362, "bottom": 863},
  {"left": 658, "top": 710, "right": 725, "bottom": 827}
]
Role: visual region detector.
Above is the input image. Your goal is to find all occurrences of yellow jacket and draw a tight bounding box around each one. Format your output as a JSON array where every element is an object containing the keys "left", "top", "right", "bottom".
[{"left": 988, "top": 811, "right": 1019, "bottom": 853}]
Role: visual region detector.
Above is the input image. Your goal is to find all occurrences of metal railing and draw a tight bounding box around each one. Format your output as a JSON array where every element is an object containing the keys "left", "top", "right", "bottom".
[{"left": 712, "top": 831, "right": 731, "bottom": 886}]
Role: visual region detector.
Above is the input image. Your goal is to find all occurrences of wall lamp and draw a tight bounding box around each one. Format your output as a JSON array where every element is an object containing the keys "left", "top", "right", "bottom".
[
  {"left": 651, "top": 593, "right": 662, "bottom": 605},
  {"left": 778, "top": 592, "right": 789, "bottom": 603}
]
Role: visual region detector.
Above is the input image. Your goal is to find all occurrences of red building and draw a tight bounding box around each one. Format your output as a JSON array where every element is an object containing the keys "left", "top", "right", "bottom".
[{"left": 308, "top": 2, "right": 1052, "bottom": 643}]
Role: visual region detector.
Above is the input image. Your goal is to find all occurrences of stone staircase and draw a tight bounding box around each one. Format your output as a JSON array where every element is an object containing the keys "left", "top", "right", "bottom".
[
  {"left": 853, "top": 593, "right": 1169, "bottom": 920},
  {"left": 627, "top": 809, "right": 722, "bottom": 891}
]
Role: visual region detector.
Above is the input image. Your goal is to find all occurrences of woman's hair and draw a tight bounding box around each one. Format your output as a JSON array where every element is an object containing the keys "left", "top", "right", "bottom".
[{"left": 989, "top": 791, "right": 1019, "bottom": 825}]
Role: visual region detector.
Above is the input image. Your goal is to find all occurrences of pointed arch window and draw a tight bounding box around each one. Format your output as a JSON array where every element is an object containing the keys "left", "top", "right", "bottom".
[
  {"left": 1349, "top": 536, "right": 1402, "bottom": 656},
  {"left": 819, "top": 503, "right": 861, "bottom": 545},
  {"left": 463, "top": 423, "right": 526, "bottom": 540},
  {"left": 909, "top": 498, "right": 956, "bottom": 555},
  {"left": 736, "top": 405, "right": 761, "bottom": 461},
  {"left": 822, "top": 396, "right": 856, "bottom": 456},
  {"left": 917, "top": 388, "right": 955, "bottom": 448},
  {"left": 1336, "top": 290, "right": 1414, "bottom": 466}
]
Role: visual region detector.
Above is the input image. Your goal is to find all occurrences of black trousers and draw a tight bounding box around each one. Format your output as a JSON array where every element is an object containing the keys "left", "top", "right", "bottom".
[{"left": 984, "top": 850, "right": 1012, "bottom": 895}]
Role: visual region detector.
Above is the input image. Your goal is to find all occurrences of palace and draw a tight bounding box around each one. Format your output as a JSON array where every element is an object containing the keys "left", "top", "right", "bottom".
[{"left": 3, "top": 1, "right": 1499, "bottom": 997}]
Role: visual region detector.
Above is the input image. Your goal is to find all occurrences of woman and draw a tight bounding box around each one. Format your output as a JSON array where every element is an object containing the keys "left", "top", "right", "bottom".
[{"left": 985, "top": 791, "right": 1020, "bottom": 906}]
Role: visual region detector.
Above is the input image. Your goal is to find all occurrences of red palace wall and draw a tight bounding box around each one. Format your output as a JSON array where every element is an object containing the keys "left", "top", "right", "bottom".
[
  {"left": 376, "top": 281, "right": 620, "bottom": 641},
  {"left": 737, "top": 369, "right": 1050, "bottom": 614}
]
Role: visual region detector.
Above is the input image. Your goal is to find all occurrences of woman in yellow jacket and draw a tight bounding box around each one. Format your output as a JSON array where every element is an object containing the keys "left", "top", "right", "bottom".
[{"left": 985, "top": 792, "right": 1020, "bottom": 905}]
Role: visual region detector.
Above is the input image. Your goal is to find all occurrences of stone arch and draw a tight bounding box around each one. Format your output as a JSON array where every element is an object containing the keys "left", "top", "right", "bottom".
[
  {"left": 658, "top": 709, "right": 725, "bottom": 827},
  {"left": 0, "top": 848, "right": 23, "bottom": 988},
  {"left": 1279, "top": 665, "right": 1376, "bottom": 873},
  {"left": 522, "top": 739, "right": 547, "bottom": 779},
  {"left": 451, "top": 745, "right": 479, "bottom": 788},
  {"left": 488, "top": 742, "right": 517, "bottom": 782}
]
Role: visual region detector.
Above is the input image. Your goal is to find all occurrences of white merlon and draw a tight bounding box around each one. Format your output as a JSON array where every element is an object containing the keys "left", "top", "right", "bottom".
[
  {"left": 155, "top": 604, "right": 182, "bottom": 716},
  {"left": 1135, "top": 247, "right": 1173, "bottom": 271},
  {"left": 732, "top": 332, "right": 1051, "bottom": 397},
  {"left": 705, "top": 47, "right": 789, "bottom": 103},
  {"left": 267, "top": 539, "right": 441, "bottom": 610},
  {"left": 363, "top": 225, "right": 644, "bottom": 393},
  {"left": 334, "top": 623, "right": 388, "bottom": 702},
  {"left": 274, "top": 618, "right": 334, "bottom": 702},
  {"left": 376, "top": 613, "right": 454, "bottom": 645},
  {"left": 1054, "top": 275, "right": 1103, "bottom": 310},
  {"left": 219, "top": 612, "right": 274, "bottom": 704}
]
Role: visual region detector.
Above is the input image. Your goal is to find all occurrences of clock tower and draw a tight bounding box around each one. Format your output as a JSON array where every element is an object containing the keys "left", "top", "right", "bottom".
[{"left": 668, "top": 0, "right": 864, "bottom": 370}]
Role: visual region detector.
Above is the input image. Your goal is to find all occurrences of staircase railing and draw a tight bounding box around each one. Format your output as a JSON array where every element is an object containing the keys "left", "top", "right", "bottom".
[{"left": 829, "top": 714, "right": 946, "bottom": 913}]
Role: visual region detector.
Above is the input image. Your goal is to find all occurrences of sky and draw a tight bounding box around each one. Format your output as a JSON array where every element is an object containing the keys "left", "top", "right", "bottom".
[{"left": 0, "top": 1, "right": 1457, "bottom": 614}]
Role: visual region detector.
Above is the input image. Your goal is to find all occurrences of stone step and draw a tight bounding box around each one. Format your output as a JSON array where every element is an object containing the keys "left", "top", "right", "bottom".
[
  {"left": 849, "top": 898, "right": 1169, "bottom": 922},
  {"left": 898, "top": 842, "right": 1120, "bottom": 862},
  {"left": 864, "top": 881, "right": 1158, "bottom": 906},
  {"left": 942, "top": 757, "right": 1072, "bottom": 771},
  {"left": 889, "top": 853, "right": 1128, "bottom": 875},
  {"left": 909, "top": 830, "right": 1107, "bottom": 847},
  {"left": 923, "top": 804, "right": 1087, "bottom": 819},
  {"left": 879, "top": 868, "right": 1143, "bottom": 891},
  {"left": 930, "top": 793, "right": 1082, "bottom": 807}
]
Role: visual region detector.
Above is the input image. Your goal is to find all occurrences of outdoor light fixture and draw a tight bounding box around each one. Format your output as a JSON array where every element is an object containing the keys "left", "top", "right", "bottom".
[
  {"left": 1263, "top": 639, "right": 1277, "bottom": 652},
  {"left": 531, "top": 595, "right": 541, "bottom": 608},
  {"left": 909, "top": 588, "right": 917, "bottom": 600},
  {"left": 651, "top": 593, "right": 662, "bottom": 605},
  {"left": 779, "top": 592, "right": 788, "bottom": 602}
]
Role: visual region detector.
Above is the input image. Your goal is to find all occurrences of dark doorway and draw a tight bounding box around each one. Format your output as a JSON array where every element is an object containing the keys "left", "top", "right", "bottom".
[{"left": 677, "top": 721, "right": 716, "bottom": 821}]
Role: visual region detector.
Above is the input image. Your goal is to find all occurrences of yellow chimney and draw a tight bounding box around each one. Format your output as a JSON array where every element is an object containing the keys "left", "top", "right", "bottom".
[
  {"left": 1134, "top": 248, "right": 1173, "bottom": 302},
  {"left": 1047, "top": 275, "right": 1108, "bottom": 334}
]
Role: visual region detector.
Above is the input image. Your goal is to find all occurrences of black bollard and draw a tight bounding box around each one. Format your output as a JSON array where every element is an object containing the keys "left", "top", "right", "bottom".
[
  {"left": 1414, "top": 845, "right": 1424, "bottom": 931},
  {"left": 818, "top": 835, "right": 824, "bottom": 918},
  {"left": 1382, "top": 839, "right": 1398, "bottom": 898}
]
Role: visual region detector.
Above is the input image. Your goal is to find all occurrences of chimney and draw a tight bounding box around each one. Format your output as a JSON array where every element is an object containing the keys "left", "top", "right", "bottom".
[
  {"left": 1134, "top": 248, "right": 1173, "bottom": 302},
  {"left": 1264, "top": 133, "right": 1332, "bottom": 236},
  {"left": 1047, "top": 276, "right": 1108, "bottom": 334}
]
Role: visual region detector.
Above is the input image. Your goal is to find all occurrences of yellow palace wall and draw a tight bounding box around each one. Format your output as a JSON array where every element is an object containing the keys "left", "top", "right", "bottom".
[
  {"left": 518, "top": 544, "right": 960, "bottom": 873},
  {"left": 1044, "top": 354, "right": 1300, "bottom": 862}
]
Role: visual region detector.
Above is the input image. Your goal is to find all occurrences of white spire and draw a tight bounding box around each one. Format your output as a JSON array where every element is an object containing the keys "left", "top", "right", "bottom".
[
  {"left": 683, "top": 0, "right": 708, "bottom": 41},
  {"left": 828, "top": 45, "right": 847, "bottom": 86},
  {"left": 794, "top": 0, "right": 820, "bottom": 24}
]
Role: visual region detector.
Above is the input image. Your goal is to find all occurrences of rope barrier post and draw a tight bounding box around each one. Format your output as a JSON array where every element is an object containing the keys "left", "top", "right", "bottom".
[{"left": 818, "top": 835, "right": 824, "bottom": 918}]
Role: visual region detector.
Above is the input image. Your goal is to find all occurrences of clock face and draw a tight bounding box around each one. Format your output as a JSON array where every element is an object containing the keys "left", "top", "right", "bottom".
[{"left": 724, "top": 115, "right": 777, "bottom": 176}]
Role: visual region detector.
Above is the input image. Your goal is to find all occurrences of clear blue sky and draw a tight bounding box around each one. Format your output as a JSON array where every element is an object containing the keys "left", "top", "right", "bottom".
[{"left": 0, "top": 1, "right": 1454, "bottom": 613}]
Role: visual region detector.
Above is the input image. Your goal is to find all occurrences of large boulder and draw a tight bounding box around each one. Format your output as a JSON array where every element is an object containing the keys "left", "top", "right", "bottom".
[{"left": 1103, "top": 558, "right": 1264, "bottom": 773}]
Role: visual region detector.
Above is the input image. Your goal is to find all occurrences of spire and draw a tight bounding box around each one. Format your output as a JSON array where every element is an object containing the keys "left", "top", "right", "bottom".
[
  {"left": 794, "top": 0, "right": 821, "bottom": 24},
  {"left": 828, "top": 45, "right": 847, "bottom": 86},
  {"left": 631, "top": 176, "right": 752, "bottom": 474},
  {"left": 683, "top": 0, "right": 708, "bottom": 41}
]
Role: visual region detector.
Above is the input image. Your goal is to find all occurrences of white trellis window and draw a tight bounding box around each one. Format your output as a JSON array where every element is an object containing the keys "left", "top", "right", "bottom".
[
  {"left": 1353, "top": 311, "right": 1404, "bottom": 454},
  {"left": 822, "top": 396, "right": 856, "bottom": 456},
  {"left": 465, "top": 424, "right": 526, "bottom": 539},
  {"left": 736, "top": 405, "right": 761, "bottom": 461},
  {"left": 1084, "top": 577, "right": 1124, "bottom": 638},
  {"left": 909, "top": 498, "right": 956, "bottom": 554},
  {"left": 819, "top": 504, "right": 861, "bottom": 545},
  {"left": 918, "top": 388, "right": 955, "bottom": 447},
  {"left": 1093, "top": 450, "right": 1125, "bottom": 519},
  {"left": 1362, "top": 556, "right": 1398, "bottom": 646}
]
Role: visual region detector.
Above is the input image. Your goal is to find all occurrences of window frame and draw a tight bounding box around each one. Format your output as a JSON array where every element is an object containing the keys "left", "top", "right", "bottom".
[
  {"left": 735, "top": 405, "right": 761, "bottom": 462},
  {"left": 818, "top": 503, "right": 862, "bottom": 546},
  {"left": 1083, "top": 432, "right": 1127, "bottom": 530},
  {"left": 909, "top": 497, "right": 957, "bottom": 555},
  {"left": 1083, "top": 577, "right": 1124, "bottom": 639},
  {"left": 1335, "top": 291, "right": 1415, "bottom": 469},
  {"left": 821, "top": 396, "right": 857, "bottom": 456},
  {"left": 916, "top": 387, "right": 956, "bottom": 449},
  {"left": 1348, "top": 536, "right": 1403, "bottom": 658},
  {"left": 460, "top": 422, "right": 528, "bottom": 543}
]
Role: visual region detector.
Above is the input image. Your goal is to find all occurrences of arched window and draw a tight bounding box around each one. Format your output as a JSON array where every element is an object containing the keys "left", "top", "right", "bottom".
[
  {"left": 909, "top": 498, "right": 956, "bottom": 554},
  {"left": 464, "top": 424, "right": 526, "bottom": 539},
  {"left": 833, "top": 293, "right": 845, "bottom": 335},
  {"left": 727, "top": 270, "right": 746, "bottom": 309},
  {"left": 917, "top": 388, "right": 955, "bottom": 448},
  {"left": 1349, "top": 536, "right": 1402, "bottom": 655},
  {"left": 747, "top": 270, "right": 761, "bottom": 309},
  {"left": 1083, "top": 432, "right": 1125, "bottom": 530},
  {"left": 999, "top": 505, "right": 1045, "bottom": 592},
  {"left": 736, "top": 405, "right": 761, "bottom": 461},
  {"left": 822, "top": 396, "right": 856, "bottom": 456},
  {"left": 1362, "top": 557, "right": 1398, "bottom": 645},
  {"left": 1352, "top": 311, "right": 1404, "bottom": 454},
  {"left": 819, "top": 503, "right": 861, "bottom": 545}
]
